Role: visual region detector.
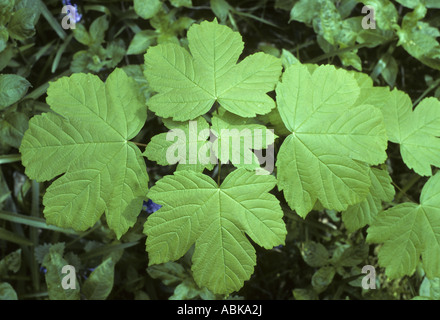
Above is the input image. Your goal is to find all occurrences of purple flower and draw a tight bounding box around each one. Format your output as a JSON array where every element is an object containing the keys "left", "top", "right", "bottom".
[
  {"left": 62, "top": 0, "right": 82, "bottom": 23},
  {"left": 143, "top": 199, "right": 162, "bottom": 214}
]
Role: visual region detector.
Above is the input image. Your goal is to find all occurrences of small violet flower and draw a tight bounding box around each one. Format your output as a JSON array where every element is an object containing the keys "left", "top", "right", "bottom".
[
  {"left": 62, "top": 0, "right": 82, "bottom": 23},
  {"left": 143, "top": 199, "right": 162, "bottom": 214}
]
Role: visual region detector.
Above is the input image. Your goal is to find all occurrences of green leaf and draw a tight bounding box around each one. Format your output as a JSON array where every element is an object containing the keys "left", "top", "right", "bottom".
[
  {"left": 311, "top": 266, "right": 335, "bottom": 293},
  {"left": 397, "top": 5, "right": 440, "bottom": 70},
  {"left": 210, "top": 0, "right": 230, "bottom": 21},
  {"left": 0, "top": 282, "right": 17, "bottom": 300},
  {"left": 301, "top": 241, "right": 329, "bottom": 267},
  {"left": 73, "top": 23, "right": 92, "bottom": 46},
  {"left": 8, "top": 8, "right": 36, "bottom": 41},
  {"left": 170, "top": 0, "right": 192, "bottom": 7},
  {"left": 367, "top": 172, "right": 440, "bottom": 279},
  {"left": 276, "top": 64, "right": 388, "bottom": 217},
  {"left": 0, "top": 26, "right": 8, "bottom": 52},
  {"left": 43, "top": 248, "right": 80, "bottom": 300},
  {"left": 0, "top": 0, "right": 14, "bottom": 26},
  {"left": 144, "top": 168, "right": 286, "bottom": 294},
  {"left": 82, "top": 257, "right": 115, "bottom": 300},
  {"left": 170, "top": 279, "right": 214, "bottom": 300},
  {"left": 379, "top": 89, "right": 440, "bottom": 176},
  {"left": 0, "top": 110, "right": 29, "bottom": 148},
  {"left": 127, "top": 30, "right": 156, "bottom": 55},
  {"left": 426, "top": 0, "right": 440, "bottom": 8},
  {"left": 143, "top": 117, "right": 214, "bottom": 172},
  {"left": 359, "top": 0, "right": 399, "bottom": 31},
  {"left": 211, "top": 112, "right": 276, "bottom": 172},
  {"left": 0, "top": 74, "right": 31, "bottom": 109},
  {"left": 89, "top": 15, "right": 109, "bottom": 45},
  {"left": 134, "top": 0, "right": 162, "bottom": 20},
  {"left": 342, "top": 167, "right": 395, "bottom": 232},
  {"left": 144, "top": 19, "right": 282, "bottom": 121},
  {"left": 147, "top": 261, "right": 186, "bottom": 286},
  {"left": 293, "top": 288, "right": 318, "bottom": 300},
  {"left": 290, "top": 0, "right": 318, "bottom": 24},
  {"left": 418, "top": 277, "right": 440, "bottom": 300},
  {"left": 0, "top": 249, "right": 21, "bottom": 275},
  {"left": 395, "top": 0, "right": 421, "bottom": 8},
  {"left": 330, "top": 243, "right": 368, "bottom": 267},
  {"left": 20, "top": 68, "right": 149, "bottom": 239},
  {"left": 280, "top": 49, "right": 299, "bottom": 68}
]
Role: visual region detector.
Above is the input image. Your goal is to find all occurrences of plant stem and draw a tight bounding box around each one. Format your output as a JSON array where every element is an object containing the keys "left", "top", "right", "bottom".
[
  {"left": 132, "top": 141, "right": 147, "bottom": 147},
  {"left": 217, "top": 161, "right": 222, "bottom": 187}
]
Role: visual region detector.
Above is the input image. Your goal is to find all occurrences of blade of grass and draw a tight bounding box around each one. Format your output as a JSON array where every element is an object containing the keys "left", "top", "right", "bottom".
[
  {"left": 0, "top": 210, "right": 80, "bottom": 235},
  {"left": 37, "top": 0, "right": 67, "bottom": 40},
  {"left": 0, "top": 154, "right": 21, "bottom": 165},
  {"left": 80, "top": 242, "right": 139, "bottom": 261},
  {"left": 30, "top": 181, "right": 40, "bottom": 292},
  {"left": 413, "top": 78, "right": 440, "bottom": 107},
  {"left": 51, "top": 34, "right": 73, "bottom": 73},
  {"left": 24, "top": 69, "right": 72, "bottom": 100},
  {"left": 0, "top": 227, "right": 33, "bottom": 246}
]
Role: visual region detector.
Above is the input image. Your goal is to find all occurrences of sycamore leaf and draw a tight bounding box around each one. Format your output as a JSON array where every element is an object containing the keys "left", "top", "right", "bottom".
[
  {"left": 376, "top": 89, "right": 440, "bottom": 176},
  {"left": 342, "top": 167, "right": 395, "bottom": 232},
  {"left": 276, "top": 64, "right": 388, "bottom": 217},
  {"left": 144, "top": 19, "right": 282, "bottom": 121},
  {"left": 211, "top": 111, "right": 276, "bottom": 172},
  {"left": 367, "top": 172, "right": 440, "bottom": 279},
  {"left": 143, "top": 116, "right": 214, "bottom": 172},
  {"left": 19, "top": 68, "right": 149, "bottom": 239},
  {"left": 144, "top": 168, "right": 286, "bottom": 294},
  {"left": 144, "top": 110, "right": 276, "bottom": 173}
]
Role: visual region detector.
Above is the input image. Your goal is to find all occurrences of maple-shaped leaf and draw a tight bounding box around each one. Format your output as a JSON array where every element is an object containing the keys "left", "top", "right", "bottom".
[
  {"left": 342, "top": 167, "right": 395, "bottom": 232},
  {"left": 143, "top": 116, "right": 214, "bottom": 172},
  {"left": 19, "top": 69, "right": 149, "bottom": 239},
  {"left": 143, "top": 168, "right": 286, "bottom": 294},
  {"left": 367, "top": 172, "right": 440, "bottom": 279},
  {"left": 144, "top": 19, "right": 282, "bottom": 121},
  {"left": 211, "top": 110, "right": 277, "bottom": 173},
  {"left": 275, "top": 64, "right": 388, "bottom": 217},
  {"left": 144, "top": 109, "right": 276, "bottom": 173},
  {"left": 374, "top": 88, "right": 440, "bottom": 176}
]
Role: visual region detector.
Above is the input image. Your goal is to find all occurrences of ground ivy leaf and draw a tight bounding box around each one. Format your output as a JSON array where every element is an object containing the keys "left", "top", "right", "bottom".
[
  {"left": 0, "top": 282, "right": 18, "bottom": 300},
  {"left": 43, "top": 249, "right": 80, "bottom": 300},
  {"left": 144, "top": 168, "right": 286, "bottom": 294},
  {"left": 144, "top": 19, "right": 282, "bottom": 121},
  {"left": 82, "top": 257, "right": 115, "bottom": 300},
  {"left": 134, "top": 0, "right": 162, "bottom": 20},
  {"left": 276, "top": 64, "right": 388, "bottom": 217},
  {"left": 342, "top": 167, "right": 395, "bottom": 232},
  {"left": 20, "top": 68, "right": 149, "bottom": 239},
  {"left": 0, "top": 74, "right": 31, "bottom": 109},
  {"left": 367, "top": 172, "right": 440, "bottom": 279}
]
